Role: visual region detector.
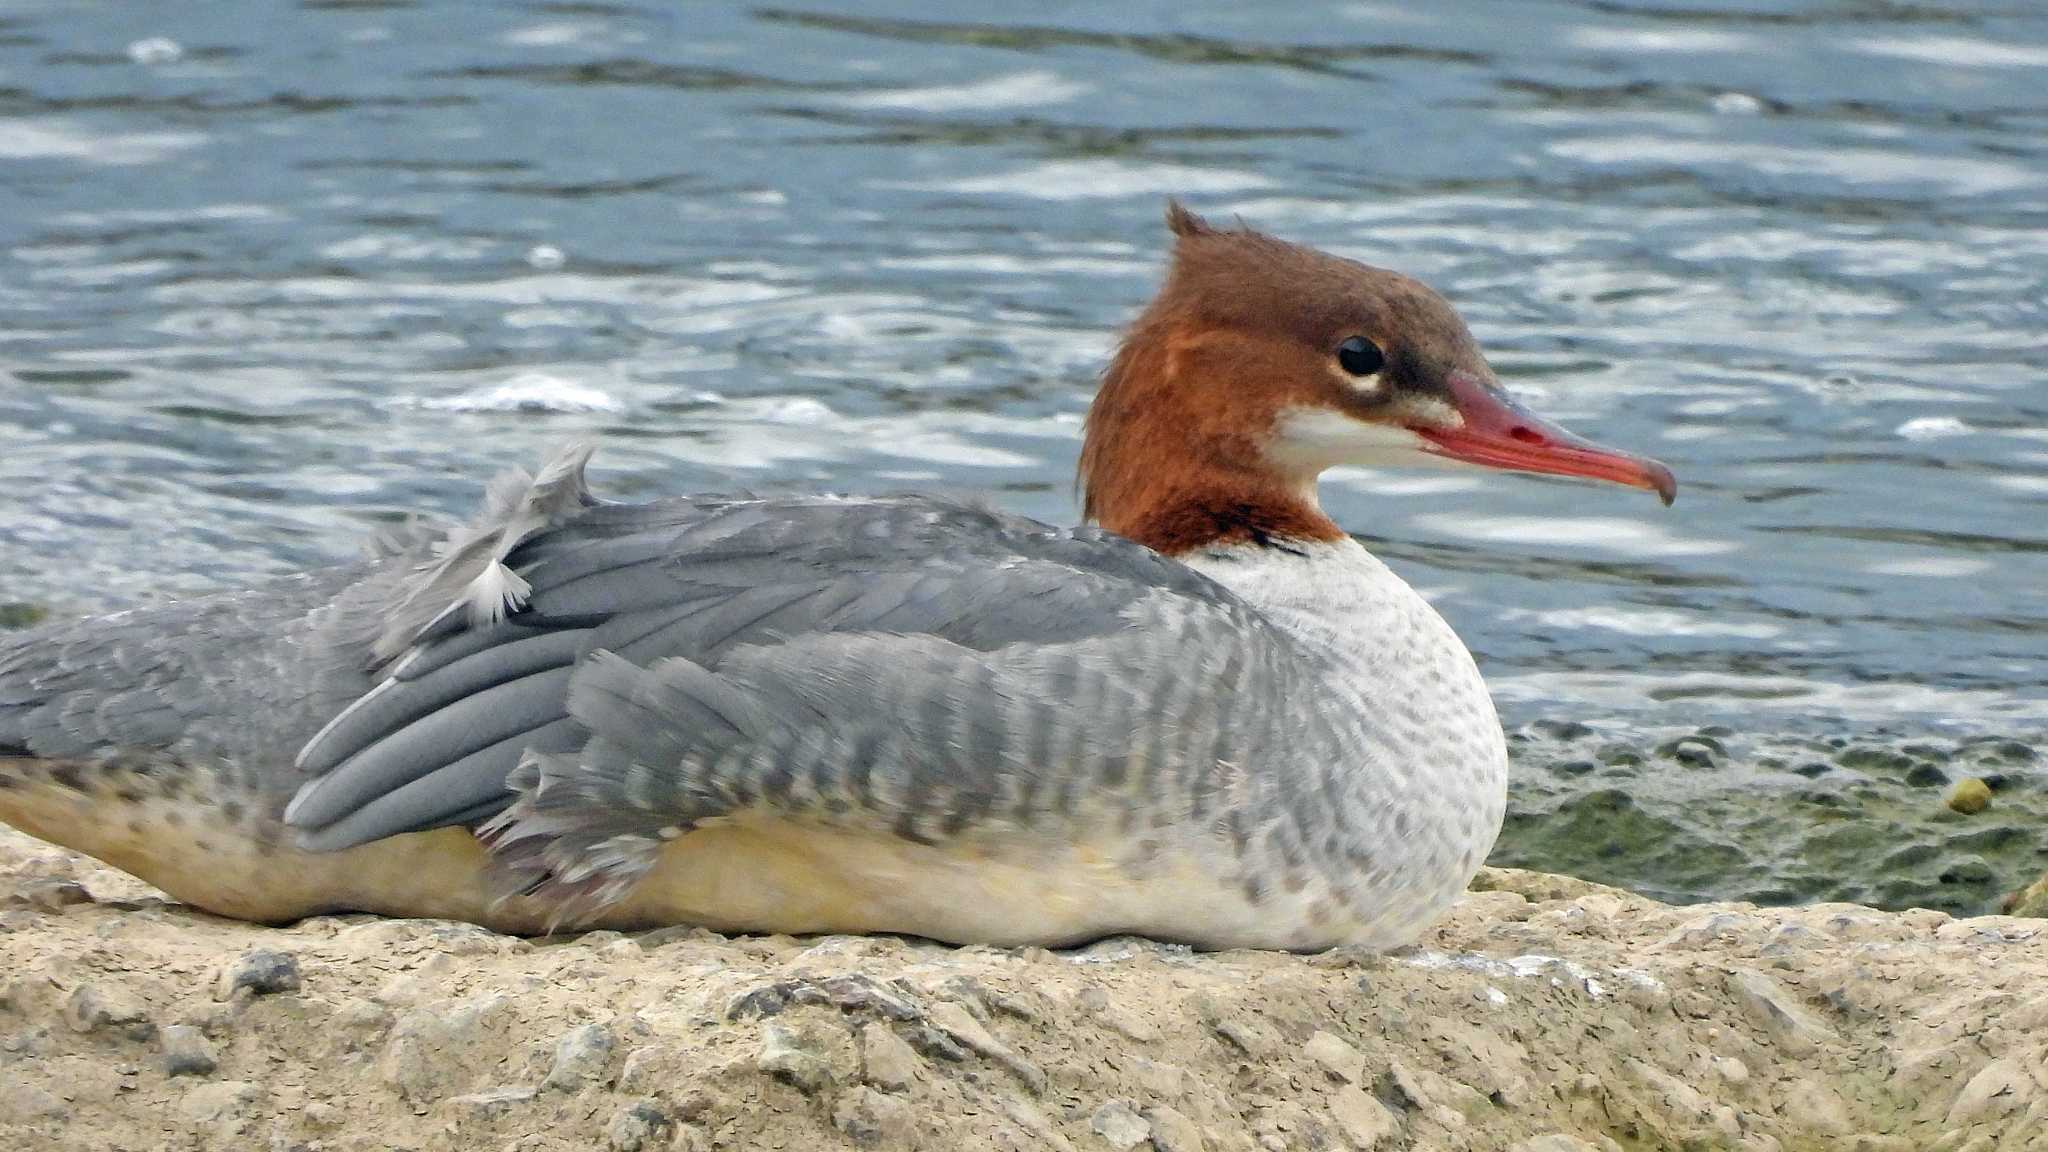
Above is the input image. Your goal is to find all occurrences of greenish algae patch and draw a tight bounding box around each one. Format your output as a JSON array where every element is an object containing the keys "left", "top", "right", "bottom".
[
  {"left": 0, "top": 602, "right": 48, "bottom": 630},
  {"left": 1493, "top": 724, "right": 2048, "bottom": 917}
]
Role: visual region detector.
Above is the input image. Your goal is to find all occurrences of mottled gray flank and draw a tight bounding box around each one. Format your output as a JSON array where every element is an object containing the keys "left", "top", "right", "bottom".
[
  {"left": 0, "top": 444, "right": 1508, "bottom": 947},
  {"left": 0, "top": 567, "right": 386, "bottom": 790}
]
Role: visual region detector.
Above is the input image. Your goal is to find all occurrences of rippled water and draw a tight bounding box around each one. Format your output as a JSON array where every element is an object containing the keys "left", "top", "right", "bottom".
[{"left": 1, "top": 2, "right": 2044, "bottom": 907}]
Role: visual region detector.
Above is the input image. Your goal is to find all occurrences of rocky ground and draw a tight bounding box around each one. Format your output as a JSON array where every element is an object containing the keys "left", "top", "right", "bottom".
[{"left": 2, "top": 826, "right": 2043, "bottom": 1152}]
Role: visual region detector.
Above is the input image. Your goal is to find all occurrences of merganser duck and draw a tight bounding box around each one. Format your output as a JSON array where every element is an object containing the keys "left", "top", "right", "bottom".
[{"left": 0, "top": 203, "right": 1673, "bottom": 950}]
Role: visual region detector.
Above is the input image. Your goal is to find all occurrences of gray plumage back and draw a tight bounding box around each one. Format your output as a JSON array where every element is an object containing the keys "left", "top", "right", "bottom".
[
  {"left": 284, "top": 445, "right": 1268, "bottom": 864},
  {"left": 3, "top": 444, "right": 1269, "bottom": 893},
  {"left": 0, "top": 566, "right": 382, "bottom": 779}
]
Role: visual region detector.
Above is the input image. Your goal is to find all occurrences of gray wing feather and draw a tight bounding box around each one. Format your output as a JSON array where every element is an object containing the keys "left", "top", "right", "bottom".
[
  {"left": 294, "top": 716, "right": 586, "bottom": 851},
  {"left": 285, "top": 664, "right": 574, "bottom": 828},
  {"left": 285, "top": 450, "right": 1261, "bottom": 862},
  {"left": 0, "top": 567, "right": 380, "bottom": 773},
  {"left": 480, "top": 602, "right": 1293, "bottom": 920},
  {"left": 296, "top": 628, "right": 590, "bottom": 773}
]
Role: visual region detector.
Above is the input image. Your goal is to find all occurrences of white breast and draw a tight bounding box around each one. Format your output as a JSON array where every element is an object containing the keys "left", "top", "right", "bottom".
[{"left": 1182, "top": 537, "right": 1510, "bottom": 948}]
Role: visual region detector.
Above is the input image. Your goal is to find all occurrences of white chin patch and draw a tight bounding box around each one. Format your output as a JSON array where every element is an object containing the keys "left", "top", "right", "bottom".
[{"left": 1267, "top": 407, "right": 1455, "bottom": 473}]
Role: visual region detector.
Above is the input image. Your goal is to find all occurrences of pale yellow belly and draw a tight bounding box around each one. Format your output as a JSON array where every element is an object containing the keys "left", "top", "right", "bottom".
[{"left": 0, "top": 761, "right": 1302, "bottom": 946}]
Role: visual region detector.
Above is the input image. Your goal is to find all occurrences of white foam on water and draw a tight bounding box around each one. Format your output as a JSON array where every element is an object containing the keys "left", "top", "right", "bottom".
[
  {"left": 1853, "top": 36, "right": 2048, "bottom": 69},
  {"left": 1411, "top": 514, "right": 1740, "bottom": 558},
  {"left": 840, "top": 71, "right": 1088, "bottom": 112},
  {"left": 897, "top": 158, "right": 1273, "bottom": 201},
  {"left": 1711, "top": 92, "right": 1764, "bottom": 116},
  {"left": 503, "top": 22, "right": 603, "bottom": 47},
  {"left": 1501, "top": 605, "right": 1783, "bottom": 641},
  {"left": 320, "top": 233, "right": 496, "bottom": 263},
  {"left": 391, "top": 373, "right": 623, "bottom": 414},
  {"left": 1570, "top": 27, "right": 1755, "bottom": 53},
  {"left": 0, "top": 120, "right": 206, "bottom": 166},
  {"left": 1549, "top": 136, "right": 2038, "bottom": 198},
  {"left": 871, "top": 431, "right": 1037, "bottom": 469},
  {"left": 876, "top": 253, "right": 1145, "bottom": 277},
  {"left": 1895, "top": 416, "right": 1971, "bottom": 440},
  {"left": 1865, "top": 557, "right": 1994, "bottom": 578},
  {"left": 756, "top": 397, "right": 836, "bottom": 425},
  {"left": 126, "top": 37, "right": 183, "bottom": 65},
  {"left": 51, "top": 204, "right": 279, "bottom": 226}
]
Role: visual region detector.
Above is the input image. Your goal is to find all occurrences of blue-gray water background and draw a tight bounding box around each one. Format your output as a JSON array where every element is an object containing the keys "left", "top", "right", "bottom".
[{"left": 1, "top": 1, "right": 2044, "bottom": 912}]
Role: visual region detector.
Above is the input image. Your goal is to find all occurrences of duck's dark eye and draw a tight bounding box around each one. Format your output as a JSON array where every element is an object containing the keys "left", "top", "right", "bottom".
[{"left": 1336, "top": 336, "right": 1384, "bottom": 377}]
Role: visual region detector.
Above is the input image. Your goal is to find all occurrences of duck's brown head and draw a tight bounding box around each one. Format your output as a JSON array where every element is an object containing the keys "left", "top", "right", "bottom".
[{"left": 1079, "top": 201, "right": 1675, "bottom": 555}]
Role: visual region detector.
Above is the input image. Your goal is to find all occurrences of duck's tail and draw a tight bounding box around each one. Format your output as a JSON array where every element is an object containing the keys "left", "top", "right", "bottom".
[
  {"left": 0, "top": 751, "right": 548, "bottom": 928},
  {"left": 0, "top": 611, "right": 495, "bottom": 925},
  {"left": 0, "top": 751, "right": 309, "bottom": 920}
]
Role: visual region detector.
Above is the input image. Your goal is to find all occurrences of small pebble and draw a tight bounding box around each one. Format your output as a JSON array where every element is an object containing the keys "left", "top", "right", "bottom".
[
  {"left": 833, "top": 1086, "right": 915, "bottom": 1147},
  {"left": 1941, "top": 857, "right": 1996, "bottom": 885},
  {"left": 1946, "top": 777, "right": 1992, "bottom": 814},
  {"left": 214, "top": 950, "right": 300, "bottom": 1001},
  {"left": 178, "top": 1079, "right": 260, "bottom": 1124},
  {"left": 1670, "top": 739, "right": 1717, "bottom": 768},
  {"left": 606, "top": 1099, "right": 671, "bottom": 1152},
  {"left": 443, "top": 1086, "right": 535, "bottom": 1116},
  {"left": 159, "top": 1024, "right": 217, "bottom": 1077},
  {"left": 1090, "top": 1099, "right": 1152, "bottom": 1150},
  {"left": 756, "top": 1023, "right": 832, "bottom": 1093},
  {"left": 1329, "top": 1084, "right": 1399, "bottom": 1148},
  {"left": 1532, "top": 719, "right": 1593, "bottom": 740},
  {"left": 13, "top": 879, "right": 93, "bottom": 911},
  {"left": 1147, "top": 1105, "right": 1205, "bottom": 1152},
  {"left": 926, "top": 1000, "right": 1046, "bottom": 1094},
  {"left": 1904, "top": 763, "right": 1951, "bottom": 788},
  {"left": 544, "top": 1022, "right": 618, "bottom": 1092},
  {"left": 858, "top": 1022, "right": 921, "bottom": 1092},
  {"left": 1304, "top": 1030, "right": 1366, "bottom": 1084},
  {"left": 2002, "top": 873, "right": 2048, "bottom": 918},
  {"left": 65, "top": 983, "right": 155, "bottom": 1041}
]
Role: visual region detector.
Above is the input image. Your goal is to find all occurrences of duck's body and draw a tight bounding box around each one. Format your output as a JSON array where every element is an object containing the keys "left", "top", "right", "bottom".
[
  {"left": 0, "top": 491, "right": 1500, "bottom": 948},
  {"left": 0, "top": 204, "right": 1669, "bottom": 949}
]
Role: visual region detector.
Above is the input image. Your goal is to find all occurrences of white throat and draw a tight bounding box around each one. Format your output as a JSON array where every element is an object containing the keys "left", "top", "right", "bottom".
[
  {"left": 1262, "top": 405, "right": 1475, "bottom": 494},
  {"left": 1180, "top": 536, "right": 1457, "bottom": 678}
]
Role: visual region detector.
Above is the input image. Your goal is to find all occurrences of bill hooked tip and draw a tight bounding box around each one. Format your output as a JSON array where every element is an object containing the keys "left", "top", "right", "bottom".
[{"left": 1643, "top": 459, "right": 1678, "bottom": 506}]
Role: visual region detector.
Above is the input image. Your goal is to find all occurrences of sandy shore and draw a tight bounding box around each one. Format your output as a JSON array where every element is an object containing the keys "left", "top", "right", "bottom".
[{"left": 1, "top": 826, "right": 2040, "bottom": 1152}]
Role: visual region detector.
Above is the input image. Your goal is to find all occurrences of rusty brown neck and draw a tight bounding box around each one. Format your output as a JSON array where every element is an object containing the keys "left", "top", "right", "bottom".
[{"left": 1078, "top": 319, "right": 1344, "bottom": 556}]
